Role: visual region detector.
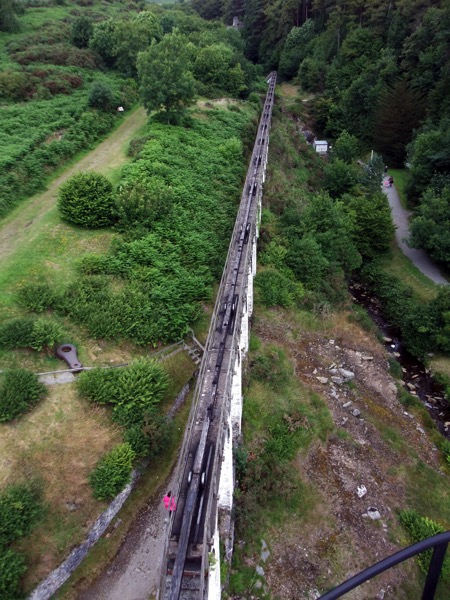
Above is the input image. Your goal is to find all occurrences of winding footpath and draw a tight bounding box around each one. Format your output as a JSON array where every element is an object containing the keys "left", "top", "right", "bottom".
[{"left": 383, "top": 179, "right": 449, "bottom": 285}]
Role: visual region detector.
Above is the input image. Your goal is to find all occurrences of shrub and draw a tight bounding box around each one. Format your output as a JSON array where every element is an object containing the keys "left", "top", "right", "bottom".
[
  {"left": 77, "top": 367, "right": 121, "bottom": 405},
  {"left": 17, "top": 282, "right": 57, "bottom": 312},
  {"left": 71, "top": 16, "right": 93, "bottom": 49},
  {"left": 88, "top": 81, "right": 114, "bottom": 111},
  {"left": 0, "top": 317, "right": 64, "bottom": 352},
  {"left": 399, "top": 509, "right": 450, "bottom": 582},
  {"left": 142, "top": 413, "right": 173, "bottom": 458},
  {"left": 123, "top": 425, "right": 148, "bottom": 457},
  {"left": 254, "top": 268, "right": 302, "bottom": 308},
  {"left": 89, "top": 443, "right": 136, "bottom": 501},
  {"left": 77, "top": 359, "right": 169, "bottom": 427},
  {"left": 0, "top": 547, "right": 26, "bottom": 600},
  {"left": 114, "top": 177, "right": 174, "bottom": 230},
  {"left": 58, "top": 171, "right": 116, "bottom": 228},
  {"left": 30, "top": 318, "right": 65, "bottom": 351},
  {"left": 0, "top": 317, "right": 35, "bottom": 349},
  {"left": 0, "top": 482, "right": 43, "bottom": 546},
  {"left": 0, "top": 369, "right": 47, "bottom": 422}
]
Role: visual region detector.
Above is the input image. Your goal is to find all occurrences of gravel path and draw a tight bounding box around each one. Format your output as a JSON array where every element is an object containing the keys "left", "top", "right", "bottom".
[{"left": 383, "top": 179, "right": 449, "bottom": 285}]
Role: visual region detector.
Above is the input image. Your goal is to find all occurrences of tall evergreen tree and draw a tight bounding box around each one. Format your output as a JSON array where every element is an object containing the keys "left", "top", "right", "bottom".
[{"left": 373, "top": 79, "right": 426, "bottom": 167}]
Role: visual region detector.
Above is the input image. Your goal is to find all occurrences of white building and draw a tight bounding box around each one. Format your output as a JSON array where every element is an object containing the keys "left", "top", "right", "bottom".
[{"left": 313, "top": 140, "right": 328, "bottom": 154}]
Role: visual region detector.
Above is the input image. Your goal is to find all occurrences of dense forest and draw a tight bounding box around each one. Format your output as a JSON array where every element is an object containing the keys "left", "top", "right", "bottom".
[{"left": 190, "top": 0, "right": 450, "bottom": 271}]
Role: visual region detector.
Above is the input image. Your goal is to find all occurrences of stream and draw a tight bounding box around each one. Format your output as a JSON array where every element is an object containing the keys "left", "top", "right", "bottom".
[{"left": 350, "top": 282, "right": 450, "bottom": 440}]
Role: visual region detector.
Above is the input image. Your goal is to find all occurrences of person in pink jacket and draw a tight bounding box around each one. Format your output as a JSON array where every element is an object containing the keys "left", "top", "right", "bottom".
[{"left": 163, "top": 491, "right": 177, "bottom": 511}]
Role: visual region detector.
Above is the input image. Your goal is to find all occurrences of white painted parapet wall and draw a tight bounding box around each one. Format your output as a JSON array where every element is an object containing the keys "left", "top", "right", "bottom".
[{"left": 214, "top": 184, "right": 265, "bottom": 596}]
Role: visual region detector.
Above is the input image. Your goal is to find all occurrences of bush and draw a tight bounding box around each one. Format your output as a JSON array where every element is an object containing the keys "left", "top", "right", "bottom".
[
  {"left": 0, "top": 482, "right": 43, "bottom": 546},
  {"left": 114, "top": 177, "right": 174, "bottom": 230},
  {"left": 0, "top": 547, "right": 26, "bottom": 600},
  {"left": 58, "top": 171, "right": 115, "bottom": 228},
  {"left": 89, "top": 443, "right": 136, "bottom": 501},
  {"left": 0, "top": 317, "right": 35, "bottom": 349},
  {"left": 123, "top": 425, "right": 149, "bottom": 457},
  {"left": 254, "top": 268, "right": 302, "bottom": 308},
  {"left": 71, "top": 16, "right": 93, "bottom": 49},
  {"left": 399, "top": 509, "right": 450, "bottom": 582},
  {"left": 0, "top": 369, "right": 47, "bottom": 422},
  {"left": 141, "top": 413, "right": 173, "bottom": 458},
  {"left": 17, "top": 282, "right": 57, "bottom": 312},
  {"left": 77, "top": 359, "right": 169, "bottom": 427},
  {"left": 30, "top": 318, "right": 64, "bottom": 351},
  {"left": 77, "top": 367, "right": 121, "bottom": 405},
  {"left": 0, "top": 317, "right": 64, "bottom": 352},
  {"left": 251, "top": 346, "right": 293, "bottom": 388},
  {"left": 88, "top": 81, "right": 114, "bottom": 111}
]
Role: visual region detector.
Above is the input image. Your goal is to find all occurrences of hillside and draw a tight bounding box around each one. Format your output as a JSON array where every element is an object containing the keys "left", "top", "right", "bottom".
[
  {"left": 0, "top": 1, "right": 449, "bottom": 599},
  {"left": 227, "top": 86, "right": 450, "bottom": 599}
]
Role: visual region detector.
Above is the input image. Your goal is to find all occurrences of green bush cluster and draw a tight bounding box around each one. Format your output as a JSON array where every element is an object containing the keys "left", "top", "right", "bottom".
[
  {"left": 77, "top": 358, "right": 169, "bottom": 427},
  {"left": 51, "top": 273, "right": 204, "bottom": 345},
  {"left": 17, "top": 282, "right": 57, "bottom": 313},
  {"left": 40, "top": 109, "right": 255, "bottom": 345},
  {"left": 254, "top": 268, "right": 303, "bottom": 308},
  {"left": 0, "top": 369, "right": 47, "bottom": 422},
  {"left": 361, "top": 264, "right": 450, "bottom": 358},
  {"left": 58, "top": 171, "right": 115, "bottom": 228},
  {"left": 79, "top": 359, "right": 172, "bottom": 493},
  {"left": 0, "top": 317, "right": 65, "bottom": 352},
  {"left": 0, "top": 547, "right": 26, "bottom": 600},
  {"left": 399, "top": 509, "right": 450, "bottom": 582},
  {"left": 0, "top": 482, "right": 43, "bottom": 599},
  {"left": 89, "top": 443, "right": 135, "bottom": 501}
]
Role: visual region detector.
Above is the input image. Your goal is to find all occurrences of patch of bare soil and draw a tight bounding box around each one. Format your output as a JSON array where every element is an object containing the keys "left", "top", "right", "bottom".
[{"left": 249, "top": 309, "right": 444, "bottom": 599}]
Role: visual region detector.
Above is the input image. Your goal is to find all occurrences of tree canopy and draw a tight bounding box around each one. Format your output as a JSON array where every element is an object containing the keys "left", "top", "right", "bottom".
[{"left": 137, "top": 32, "right": 196, "bottom": 121}]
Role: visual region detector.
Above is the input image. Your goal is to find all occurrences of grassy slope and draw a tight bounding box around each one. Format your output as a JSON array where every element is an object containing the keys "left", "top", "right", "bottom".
[
  {"left": 0, "top": 90, "right": 259, "bottom": 594},
  {"left": 0, "top": 0, "right": 140, "bottom": 220},
  {"left": 0, "top": 104, "right": 193, "bottom": 593}
]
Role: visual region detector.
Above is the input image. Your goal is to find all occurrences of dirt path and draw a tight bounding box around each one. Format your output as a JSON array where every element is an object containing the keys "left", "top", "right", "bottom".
[
  {"left": 0, "top": 106, "right": 147, "bottom": 264},
  {"left": 383, "top": 179, "right": 449, "bottom": 285}
]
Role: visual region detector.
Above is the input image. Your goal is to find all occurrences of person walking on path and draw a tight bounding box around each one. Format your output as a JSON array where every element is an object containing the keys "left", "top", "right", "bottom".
[
  {"left": 382, "top": 179, "right": 449, "bottom": 285},
  {"left": 163, "top": 491, "right": 177, "bottom": 511}
]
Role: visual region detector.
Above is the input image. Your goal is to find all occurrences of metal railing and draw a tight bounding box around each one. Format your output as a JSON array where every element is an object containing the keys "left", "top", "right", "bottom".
[{"left": 318, "top": 531, "right": 450, "bottom": 600}]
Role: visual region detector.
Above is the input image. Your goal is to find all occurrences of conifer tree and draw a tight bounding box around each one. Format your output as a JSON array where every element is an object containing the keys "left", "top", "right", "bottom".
[{"left": 373, "top": 79, "right": 425, "bottom": 167}]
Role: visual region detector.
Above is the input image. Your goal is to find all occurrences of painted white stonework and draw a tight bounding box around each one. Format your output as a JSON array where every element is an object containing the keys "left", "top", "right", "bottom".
[
  {"left": 218, "top": 413, "right": 233, "bottom": 510},
  {"left": 207, "top": 513, "right": 221, "bottom": 600},
  {"left": 247, "top": 265, "right": 254, "bottom": 319},
  {"left": 230, "top": 353, "right": 243, "bottom": 432},
  {"left": 240, "top": 299, "right": 249, "bottom": 355}
]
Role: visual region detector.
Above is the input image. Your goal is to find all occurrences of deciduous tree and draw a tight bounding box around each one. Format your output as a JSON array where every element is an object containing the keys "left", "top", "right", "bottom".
[{"left": 137, "top": 33, "right": 196, "bottom": 122}]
